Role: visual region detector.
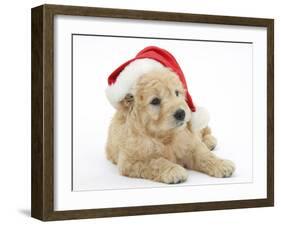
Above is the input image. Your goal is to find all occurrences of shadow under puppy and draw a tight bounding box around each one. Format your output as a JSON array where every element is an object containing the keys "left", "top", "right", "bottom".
[{"left": 105, "top": 46, "right": 235, "bottom": 184}]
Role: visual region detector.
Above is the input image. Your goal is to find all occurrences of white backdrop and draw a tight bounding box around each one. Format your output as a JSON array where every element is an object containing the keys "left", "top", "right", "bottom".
[
  {"left": 72, "top": 35, "right": 253, "bottom": 191},
  {"left": 0, "top": 0, "right": 280, "bottom": 226}
]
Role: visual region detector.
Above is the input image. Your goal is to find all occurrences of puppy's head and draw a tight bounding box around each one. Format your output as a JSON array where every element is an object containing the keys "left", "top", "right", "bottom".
[{"left": 121, "top": 67, "right": 191, "bottom": 134}]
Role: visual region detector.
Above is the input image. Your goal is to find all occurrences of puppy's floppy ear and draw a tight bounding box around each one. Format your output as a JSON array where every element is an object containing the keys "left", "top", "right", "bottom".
[{"left": 119, "top": 93, "right": 134, "bottom": 110}]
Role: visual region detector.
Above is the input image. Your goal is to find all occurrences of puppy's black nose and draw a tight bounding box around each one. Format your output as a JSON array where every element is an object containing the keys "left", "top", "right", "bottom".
[{"left": 174, "top": 109, "right": 185, "bottom": 121}]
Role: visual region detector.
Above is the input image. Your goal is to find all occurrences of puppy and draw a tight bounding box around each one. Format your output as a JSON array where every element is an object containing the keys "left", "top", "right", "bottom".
[{"left": 106, "top": 67, "right": 235, "bottom": 184}]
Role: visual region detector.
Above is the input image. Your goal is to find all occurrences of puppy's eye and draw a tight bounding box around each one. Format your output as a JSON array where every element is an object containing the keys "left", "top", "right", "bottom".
[
  {"left": 175, "top": 90, "right": 179, "bottom": 96},
  {"left": 150, "top": 97, "right": 161, "bottom": 105}
]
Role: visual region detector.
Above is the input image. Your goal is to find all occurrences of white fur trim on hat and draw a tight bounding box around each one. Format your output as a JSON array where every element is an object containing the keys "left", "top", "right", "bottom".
[
  {"left": 106, "top": 58, "right": 164, "bottom": 108},
  {"left": 190, "top": 107, "right": 210, "bottom": 132}
]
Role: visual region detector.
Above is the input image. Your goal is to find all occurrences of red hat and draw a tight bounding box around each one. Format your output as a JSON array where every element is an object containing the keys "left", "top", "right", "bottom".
[
  {"left": 106, "top": 46, "right": 209, "bottom": 131},
  {"left": 106, "top": 46, "right": 196, "bottom": 112}
]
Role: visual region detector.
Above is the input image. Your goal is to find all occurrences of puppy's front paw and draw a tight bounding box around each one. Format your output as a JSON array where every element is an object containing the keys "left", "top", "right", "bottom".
[
  {"left": 210, "top": 159, "right": 235, "bottom": 178},
  {"left": 161, "top": 165, "right": 188, "bottom": 184}
]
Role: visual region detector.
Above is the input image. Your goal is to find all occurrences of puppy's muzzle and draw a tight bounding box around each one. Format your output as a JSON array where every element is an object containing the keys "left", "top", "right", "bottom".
[{"left": 173, "top": 109, "right": 185, "bottom": 121}]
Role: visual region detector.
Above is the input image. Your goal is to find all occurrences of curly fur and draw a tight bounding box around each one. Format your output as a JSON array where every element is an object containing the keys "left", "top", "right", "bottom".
[{"left": 106, "top": 68, "right": 235, "bottom": 184}]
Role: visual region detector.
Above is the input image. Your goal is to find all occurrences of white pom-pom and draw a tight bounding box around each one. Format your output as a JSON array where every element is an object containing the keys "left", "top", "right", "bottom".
[{"left": 190, "top": 107, "right": 210, "bottom": 132}]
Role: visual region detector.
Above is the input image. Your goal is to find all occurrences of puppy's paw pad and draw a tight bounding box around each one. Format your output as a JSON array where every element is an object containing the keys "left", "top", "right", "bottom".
[
  {"left": 162, "top": 165, "right": 188, "bottom": 184},
  {"left": 203, "top": 135, "right": 217, "bottom": 151},
  {"left": 212, "top": 159, "right": 235, "bottom": 178}
]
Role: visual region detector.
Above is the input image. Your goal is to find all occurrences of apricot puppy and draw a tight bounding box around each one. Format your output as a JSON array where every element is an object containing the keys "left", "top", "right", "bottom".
[{"left": 106, "top": 67, "right": 235, "bottom": 184}]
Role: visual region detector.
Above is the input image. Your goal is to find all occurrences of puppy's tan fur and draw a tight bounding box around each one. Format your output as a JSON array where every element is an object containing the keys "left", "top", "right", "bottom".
[{"left": 106, "top": 68, "right": 235, "bottom": 184}]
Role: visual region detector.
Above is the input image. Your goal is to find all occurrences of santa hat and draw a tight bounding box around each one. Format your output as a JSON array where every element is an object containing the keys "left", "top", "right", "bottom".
[{"left": 106, "top": 46, "right": 209, "bottom": 131}]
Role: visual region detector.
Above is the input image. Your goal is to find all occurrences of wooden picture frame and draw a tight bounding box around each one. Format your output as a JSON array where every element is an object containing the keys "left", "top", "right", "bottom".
[{"left": 31, "top": 4, "right": 274, "bottom": 221}]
